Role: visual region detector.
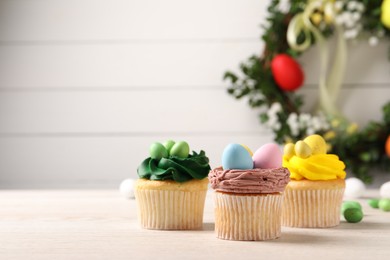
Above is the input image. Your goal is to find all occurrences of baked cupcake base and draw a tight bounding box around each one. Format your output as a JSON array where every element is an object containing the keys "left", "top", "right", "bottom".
[
  {"left": 282, "top": 179, "right": 345, "bottom": 228},
  {"left": 214, "top": 192, "right": 283, "bottom": 241},
  {"left": 135, "top": 178, "right": 208, "bottom": 230}
]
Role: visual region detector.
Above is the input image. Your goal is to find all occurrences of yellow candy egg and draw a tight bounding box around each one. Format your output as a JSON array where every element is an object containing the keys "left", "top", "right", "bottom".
[
  {"left": 382, "top": 0, "right": 390, "bottom": 29},
  {"left": 295, "top": 140, "right": 312, "bottom": 158},
  {"left": 303, "top": 134, "right": 327, "bottom": 155},
  {"left": 284, "top": 143, "right": 295, "bottom": 160}
]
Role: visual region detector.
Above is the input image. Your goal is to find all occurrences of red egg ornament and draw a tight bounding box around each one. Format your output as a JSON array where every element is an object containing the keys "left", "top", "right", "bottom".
[{"left": 271, "top": 54, "right": 304, "bottom": 91}]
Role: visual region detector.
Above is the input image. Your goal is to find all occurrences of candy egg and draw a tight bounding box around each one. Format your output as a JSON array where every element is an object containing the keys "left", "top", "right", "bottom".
[
  {"left": 380, "top": 181, "right": 390, "bottom": 198},
  {"left": 119, "top": 178, "right": 136, "bottom": 199},
  {"left": 271, "top": 54, "right": 304, "bottom": 91},
  {"left": 343, "top": 208, "right": 363, "bottom": 223},
  {"left": 379, "top": 199, "right": 390, "bottom": 211},
  {"left": 252, "top": 143, "right": 282, "bottom": 169},
  {"left": 149, "top": 142, "right": 168, "bottom": 160},
  {"left": 170, "top": 141, "right": 190, "bottom": 158},
  {"left": 163, "top": 140, "right": 175, "bottom": 155},
  {"left": 303, "top": 134, "right": 327, "bottom": 155},
  {"left": 344, "top": 177, "right": 366, "bottom": 198},
  {"left": 240, "top": 144, "right": 253, "bottom": 156},
  {"left": 381, "top": 0, "right": 390, "bottom": 28},
  {"left": 222, "top": 143, "right": 254, "bottom": 170},
  {"left": 283, "top": 143, "right": 295, "bottom": 160},
  {"left": 295, "top": 141, "right": 312, "bottom": 158}
]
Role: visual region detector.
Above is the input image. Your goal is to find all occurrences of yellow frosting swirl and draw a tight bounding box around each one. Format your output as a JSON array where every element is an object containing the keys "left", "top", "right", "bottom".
[{"left": 283, "top": 154, "right": 346, "bottom": 181}]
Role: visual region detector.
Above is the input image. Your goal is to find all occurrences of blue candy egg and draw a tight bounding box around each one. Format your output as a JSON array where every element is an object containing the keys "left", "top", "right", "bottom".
[{"left": 222, "top": 143, "right": 254, "bottom": 170}]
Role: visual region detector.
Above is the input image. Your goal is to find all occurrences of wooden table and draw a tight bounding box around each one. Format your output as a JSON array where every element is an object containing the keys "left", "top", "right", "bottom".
[{"left": 0, "top": 190, "right": 389, "bottom": 260}]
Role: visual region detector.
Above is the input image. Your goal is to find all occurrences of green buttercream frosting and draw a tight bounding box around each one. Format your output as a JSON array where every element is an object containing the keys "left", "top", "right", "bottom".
[{"left": 137, "top": 150, "right": 211, "bottom": 182}]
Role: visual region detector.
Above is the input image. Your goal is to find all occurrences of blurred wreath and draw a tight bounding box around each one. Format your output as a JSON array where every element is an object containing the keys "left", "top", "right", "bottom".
[{"left": 224, "top": 0, "right": 390, "bottom": 183}]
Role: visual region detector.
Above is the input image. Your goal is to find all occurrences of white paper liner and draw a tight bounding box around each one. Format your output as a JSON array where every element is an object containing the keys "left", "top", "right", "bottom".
[
  {"left": 135, "top": 189, "right": 207, "bottom": 230},
  {"left": 213, "top": 192, "right": 283, "bottom": 241},
  {"left": 282, "top": 188, "right": 345, "bottom": 228}
]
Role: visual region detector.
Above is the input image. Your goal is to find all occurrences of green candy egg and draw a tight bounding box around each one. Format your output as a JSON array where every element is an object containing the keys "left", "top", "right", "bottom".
[
  {"left": 170, "top": 141, "right": 190, "bottom": 158},
  {"left": 163, "top": 140, "right": 175, "bottom": 155},
  {"left": 378, "top": 198, "right": 390, "bottom": 212},
  {"left": 344, "top": 208, "right": 363, "bottom": 223},
  {"left": 367, "top": 198, "right": 380, "bottom": 209},
  {"left": 149, "top": 142, "right": 168, "bottom": 160},
  {"left": 341, "top": 201, "right": 362, "bottom": 215}
]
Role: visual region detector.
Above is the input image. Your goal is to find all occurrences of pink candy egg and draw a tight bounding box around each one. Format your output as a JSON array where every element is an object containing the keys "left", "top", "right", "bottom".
[{"left": 252, "top": 143, "right": 282, "bottom": 169}]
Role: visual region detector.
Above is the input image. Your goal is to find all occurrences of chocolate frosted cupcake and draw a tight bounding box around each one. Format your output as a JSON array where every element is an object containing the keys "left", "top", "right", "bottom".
[
  {"left": 135, "top": 140, "right": 211, "bottom": 230},
  {"left": 209, "top": 143, "right": 290, "bottom": 241}
]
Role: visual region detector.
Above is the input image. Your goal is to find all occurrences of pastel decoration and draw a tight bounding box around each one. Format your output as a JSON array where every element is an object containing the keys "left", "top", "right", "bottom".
[
  {"left": 252, "top": 143, "right": 282, "bottom": 169},
  {"left": 368, "top": 199, "right": 380, "bottom": 209},
  {"left": 303, "top": 134, "right": 327, "bottom": 154},
  {"left": 294, "top": 140, "right": 312, "bottom": 159},
  {"left": 379, "top": 199, "right": 390, "bottom": 211},
  {"left": 163, "top": 140, "right": 175, "bottom": 155},
  {"left": 170, "top": 141, "right": 190, "bottom": 158},
  {"left": 380, "top": 181, "right": 390, "bottom": 198},
  {"left": 344, "top": 177, "right": 366, "bottom": 198},
  {"left": 240, "top": 144, "right": 253, "bottom": 156},
  {"left": 222, "top": 143, "right": 254, "bottom": 170},
  {"left": 149, "top": 142, "right": 168, "bottom": 160},
  {"left": 119, "top": 178, "right": 136, "bottom": 199}
]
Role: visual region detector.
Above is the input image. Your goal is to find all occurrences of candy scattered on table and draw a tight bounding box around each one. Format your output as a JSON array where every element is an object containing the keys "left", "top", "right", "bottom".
[
  {"left": 380, "top": 181, "right": 390, "bottom": 198},
  {"left": 341, "top": 201, "right": 363, "bottom": 223},
  {"left": 343, "top": 208, "right": 364, "bottom": 223},
  {"left": 344, "top": 177, "right": 366, "bottom": 198},
  {"left": 378, "top": 199, "right": 390, "bottom": 212},
  {"left": 367, "top": 198, "right": 390, "bottom": 212},
  {"left": 119, "top": 178, "right": 136, "bottom": 199},
  {"left": 367, "top": 199, "right": 380, "bottom": 209}
]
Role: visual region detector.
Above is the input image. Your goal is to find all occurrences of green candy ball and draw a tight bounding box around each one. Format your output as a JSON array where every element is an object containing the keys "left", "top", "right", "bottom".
[
  {"left": 378, "top": 199, "right": 390, "bottom": 212},
  {"left": 170, "top": 141, "right": 190, "bottom": 158},
  {"left": 344, "top": 208, "right": 363, "bottom": 223},
  {"left": 367, "top": 198, "right": 380, "bottom": 209},
  {"left": 163, "top": 140, "right": 175, "bottom": 155},
  {"left": 149, "top": 142, "right": 168, "bottom": 160},
  {"left": 341, "top": 201, "right": 362, "bottom": 215}
]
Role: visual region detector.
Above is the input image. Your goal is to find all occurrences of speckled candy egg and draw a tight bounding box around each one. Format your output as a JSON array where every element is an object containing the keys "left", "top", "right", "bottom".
[
  {"left": 252, "top": 143, "right": 282, "bottom": 169},
  {"left": 222, "top": 143, "right": 254, "bottom": 170}
]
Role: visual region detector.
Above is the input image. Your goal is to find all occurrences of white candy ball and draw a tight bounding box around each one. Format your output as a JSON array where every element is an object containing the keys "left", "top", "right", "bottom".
[
  {"left": 380, "top": 181, "right": 390, "bottom": 199},
  {"left": 119, "top": 178, "right": 136, "bottom": 199},
  {"left": 344, "top": 177, "right": 366, "bottom": 198}
]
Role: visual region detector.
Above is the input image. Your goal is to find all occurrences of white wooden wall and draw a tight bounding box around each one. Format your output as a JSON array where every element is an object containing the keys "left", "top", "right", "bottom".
[{"left": 0, "top": 0, "right": 389, "bottom": 188}]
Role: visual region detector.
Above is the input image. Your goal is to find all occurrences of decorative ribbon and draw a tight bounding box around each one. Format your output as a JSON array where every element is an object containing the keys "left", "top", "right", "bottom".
[{"left": 287, "top": 0, "right": 347, "bottom": 120}]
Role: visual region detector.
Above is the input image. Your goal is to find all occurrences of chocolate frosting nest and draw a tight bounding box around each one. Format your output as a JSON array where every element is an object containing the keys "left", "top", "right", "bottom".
[{"left": 208, "top": 167, "right": 290, "bottom": 194}]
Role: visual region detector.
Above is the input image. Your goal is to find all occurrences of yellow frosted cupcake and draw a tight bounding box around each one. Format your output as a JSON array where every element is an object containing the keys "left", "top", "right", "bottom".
[
  {"left": 135, "top": 140, "right": 210, "bottom": 230},
  {"left": 282, "top": 135, "right": 346, "bottom": 228},
  {"left": 209, "top": 143, "right": 290, "bottom": 241}
]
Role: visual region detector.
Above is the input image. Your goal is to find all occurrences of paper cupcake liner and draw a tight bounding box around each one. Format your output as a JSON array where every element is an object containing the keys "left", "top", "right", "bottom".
[
  {"left": 135, "top": 189, "right": 207, "bottom": 230},
  {"left": 282, "top": 188, "right": 344, "bottom": 228},
  {"left": 213, "top": 192, "right": 283, "bottom": 241}
]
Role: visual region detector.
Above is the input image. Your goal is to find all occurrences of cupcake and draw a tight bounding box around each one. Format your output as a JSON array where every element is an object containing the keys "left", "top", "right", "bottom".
[
  {"left": 208, "top": 143, "right": 290, "bottom": 241},
  {"left": 135, "top": 140, "right": 211, "bottom": 230},
  {"left": 282, "top": 134, "right": 346, "bottom": 228}
]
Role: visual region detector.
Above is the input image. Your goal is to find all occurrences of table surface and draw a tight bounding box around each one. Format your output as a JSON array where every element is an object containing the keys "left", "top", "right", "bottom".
[{"left": 0, "top": 189, "right": 389, "bottom": 260}]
